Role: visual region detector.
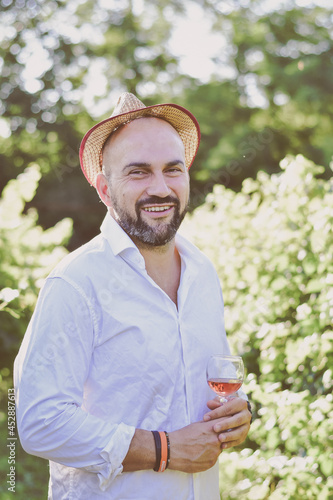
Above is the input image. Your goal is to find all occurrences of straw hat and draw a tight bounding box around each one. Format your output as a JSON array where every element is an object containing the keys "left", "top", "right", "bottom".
[{"left": 79, "top": 92, "right": 201, "bottom": 187}]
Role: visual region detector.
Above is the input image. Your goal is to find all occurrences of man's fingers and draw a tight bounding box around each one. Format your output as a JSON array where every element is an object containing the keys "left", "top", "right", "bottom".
[
  {"left": 203, "top": 401, "right": 221, "bottom": 420},
  {"left": 218, "top": 423, "right": 250, "bottom": 449},
  {"left": 212, "top": 408, "right": 249, "bottom": 433},
  {"left": 205, "top": 398, "right": 221, "bottom": 412},
  {"left": 221, "top": 439, "right": 238, "bottom": 450},
  {"left": 204, "top": 397, "right": 247, "bottom": 421},
  {"left": 203, "top": 398, "right": 252, "bottom": 451}
]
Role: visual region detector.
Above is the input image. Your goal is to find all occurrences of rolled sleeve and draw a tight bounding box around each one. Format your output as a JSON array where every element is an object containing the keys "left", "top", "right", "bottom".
[
  {"left": 14, "top": 276, "right": 135, "bottom": 488},
  {"left": 85, "top": 423, "right": 136, "bottom": 491}
]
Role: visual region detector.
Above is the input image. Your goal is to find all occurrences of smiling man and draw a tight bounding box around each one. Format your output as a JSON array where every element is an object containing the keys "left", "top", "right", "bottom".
[
  {"left": 98, "top": 117, "right": 189, "bottom": 249},
  {"left": 14, "top": 93, "right": 251, "bottom": 500}
]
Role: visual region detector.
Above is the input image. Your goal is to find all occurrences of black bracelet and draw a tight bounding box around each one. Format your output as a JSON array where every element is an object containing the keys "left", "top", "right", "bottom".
[
  {"left": 246, "top": 401, "right": 253, "bottom": 424},
  {"left": 164, "top": 431, "right": 170, "bottom": 469},
  {"left": 152, "top": 431, "right": 161, "bottom": 472}
]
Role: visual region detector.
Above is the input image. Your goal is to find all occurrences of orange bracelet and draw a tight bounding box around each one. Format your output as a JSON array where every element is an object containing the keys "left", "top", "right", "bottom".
[{"left": 158, "top": 431, "right": 168, "bottom": 472}]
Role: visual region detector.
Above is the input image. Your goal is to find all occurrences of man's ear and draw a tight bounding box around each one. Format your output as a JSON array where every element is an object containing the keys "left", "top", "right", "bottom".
[{"left": 96, "top": 173, "right": 112, "bottom": 207}]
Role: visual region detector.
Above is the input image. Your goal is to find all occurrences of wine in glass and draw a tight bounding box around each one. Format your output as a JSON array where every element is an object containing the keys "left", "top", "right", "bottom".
[{"left": 206, "top": 355, "right": 244, "bottom": 403}]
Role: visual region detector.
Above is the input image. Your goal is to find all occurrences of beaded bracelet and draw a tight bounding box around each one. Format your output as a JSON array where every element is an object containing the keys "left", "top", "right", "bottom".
[{"left": 164, "top": 431, "right": 170, "bottom": 469}]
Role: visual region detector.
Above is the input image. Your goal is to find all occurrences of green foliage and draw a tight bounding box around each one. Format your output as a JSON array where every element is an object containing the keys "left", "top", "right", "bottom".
[
  {"left": 0, "top": 0, "right": 184, "bottom": 246},
  {"left": 0, "top": 164, "right": 72, "bottom": 359},
  {"left": 0, "top": 0, "right": 178, "bottom": 181},
  {"left": 184, "top": 1, "right": 333, "bottom": 199},
  {"left": 1, "top": 0, "right": 333, "bottom": 247},
  {"left": 182, "top": 155, "right": 333, "bottom": 499},
  {"left": 0, "top": 166, "right": 72, "bottom": 499}
]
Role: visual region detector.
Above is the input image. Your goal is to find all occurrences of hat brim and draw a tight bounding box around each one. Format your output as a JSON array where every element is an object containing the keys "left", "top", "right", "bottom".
[{"left": 79, "top": 103, "right": 201, "bottom": 187}]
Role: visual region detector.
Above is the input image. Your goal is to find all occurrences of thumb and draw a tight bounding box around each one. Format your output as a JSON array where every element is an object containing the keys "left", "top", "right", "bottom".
[{"left": 206, "top": 398, "right": 222, "bottom": 411}]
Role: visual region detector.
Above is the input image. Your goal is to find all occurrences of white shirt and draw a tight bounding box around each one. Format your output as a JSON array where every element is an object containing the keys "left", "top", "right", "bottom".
[{"left": 14, "top": 214, "right": 232, "bottom": 500}]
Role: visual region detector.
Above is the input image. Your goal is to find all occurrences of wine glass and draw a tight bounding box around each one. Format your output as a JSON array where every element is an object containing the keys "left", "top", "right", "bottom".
[{"left": 206, "top": 355, "right": 244, "bottom": 403}]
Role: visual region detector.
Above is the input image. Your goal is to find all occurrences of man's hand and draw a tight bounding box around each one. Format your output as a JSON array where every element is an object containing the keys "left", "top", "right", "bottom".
[
  {"left": 168, "top": 419, "right": 225, "bottom": 473},
  {"left": 203, "top": 397, "right": 251, "bottom": 450},
  {"left": 123, "top": 398, "right": 251, "bottom": 474}
]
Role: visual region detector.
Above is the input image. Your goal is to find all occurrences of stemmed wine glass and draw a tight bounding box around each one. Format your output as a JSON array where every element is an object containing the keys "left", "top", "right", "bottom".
[{"left": 206, "top": 355, "right": 244, "bottom": 403}]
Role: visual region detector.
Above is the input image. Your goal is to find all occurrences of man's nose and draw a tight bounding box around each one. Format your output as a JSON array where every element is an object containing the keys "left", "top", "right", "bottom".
[{"left": 146, "top": 172, "right": 172, "bottom": 198}]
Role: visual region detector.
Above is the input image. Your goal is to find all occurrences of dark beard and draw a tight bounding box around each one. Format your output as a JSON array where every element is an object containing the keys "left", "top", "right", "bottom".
[{"left": 111, "top": 195, "right": 188, "bottom": 247}]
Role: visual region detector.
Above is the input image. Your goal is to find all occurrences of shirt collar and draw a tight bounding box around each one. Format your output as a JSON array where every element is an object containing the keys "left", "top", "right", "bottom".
[
  {"left": 100, "top": 213, "right": 146, "bottom": 269},
  {"left": 100, "top": 212, "right": 201, "bottom": 275}
]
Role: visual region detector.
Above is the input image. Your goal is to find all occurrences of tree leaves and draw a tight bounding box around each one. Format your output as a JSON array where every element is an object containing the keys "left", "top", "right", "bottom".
[{"left": 182, "top": 155, "right": 333, "bottom": 498}]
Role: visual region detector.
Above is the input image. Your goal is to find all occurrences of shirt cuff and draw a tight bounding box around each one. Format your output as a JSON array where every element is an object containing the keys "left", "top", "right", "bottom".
[
  {"left": 84, "top": 423, "right": 136, "bottom": 492},
  {"left": 237, "top": 388, "right": 248, "bottom": 401}
]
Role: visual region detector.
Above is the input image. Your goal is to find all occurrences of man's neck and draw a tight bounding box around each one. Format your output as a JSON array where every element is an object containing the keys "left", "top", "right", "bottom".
[{"left": 136, "top": 239, "right": 181, "bottom": 306}]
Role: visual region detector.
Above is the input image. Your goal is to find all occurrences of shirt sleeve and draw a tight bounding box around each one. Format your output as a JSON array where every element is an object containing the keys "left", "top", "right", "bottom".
[{"left": 14, "top": 276, "right": 135, "bottom": 491}]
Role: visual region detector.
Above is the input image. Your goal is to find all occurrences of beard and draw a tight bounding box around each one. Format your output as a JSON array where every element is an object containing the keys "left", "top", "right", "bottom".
[{"left": 110, "top": 194, "right": 188, "bottom": 247}]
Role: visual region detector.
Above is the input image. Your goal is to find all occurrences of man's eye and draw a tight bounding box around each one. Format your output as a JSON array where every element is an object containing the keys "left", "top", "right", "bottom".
[{"left": 131, "top": 170, "right": 146, "bottom": 176}]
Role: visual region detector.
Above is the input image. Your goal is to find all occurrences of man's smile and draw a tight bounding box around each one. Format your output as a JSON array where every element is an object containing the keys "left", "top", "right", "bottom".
[{"left": 142, "top": 205, "right": 174, "bottom": 214}]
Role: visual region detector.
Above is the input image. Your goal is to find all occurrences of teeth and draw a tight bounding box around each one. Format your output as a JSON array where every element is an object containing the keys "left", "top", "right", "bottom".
[{"left": 144, "top": 206, "right": 171, "bottom": 212}]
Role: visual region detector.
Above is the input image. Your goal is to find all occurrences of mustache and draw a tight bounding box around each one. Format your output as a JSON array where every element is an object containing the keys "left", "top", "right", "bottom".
[{"left": 136, "top": 196, "right": 180, "bottom": 209}]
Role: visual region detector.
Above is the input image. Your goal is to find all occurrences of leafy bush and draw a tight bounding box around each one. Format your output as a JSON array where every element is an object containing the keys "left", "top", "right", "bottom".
[
  {"left": 182, "top": 155, "right": 333, "bottom": 499},
  {"left": 0, "top": 164, "right": 72, "bottom": 365},
  {"left": 0, "top": 165, "right": 72, "bottom": 499}
]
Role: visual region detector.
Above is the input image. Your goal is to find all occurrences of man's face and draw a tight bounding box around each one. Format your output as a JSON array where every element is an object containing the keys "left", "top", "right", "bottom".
[{"left": 102, "top": 117, "right": 190, "bottom": 248}]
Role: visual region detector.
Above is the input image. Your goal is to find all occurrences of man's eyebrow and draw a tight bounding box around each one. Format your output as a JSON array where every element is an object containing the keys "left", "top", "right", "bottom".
[
  {"left": 166, "top": 160, "right": 185, "bottom": 168},
  {"left": 122, "top": 162, "right": 151, "bottom": 172},
  {"left": 122, "top": 160, "right": 185, "bottom": 172}
]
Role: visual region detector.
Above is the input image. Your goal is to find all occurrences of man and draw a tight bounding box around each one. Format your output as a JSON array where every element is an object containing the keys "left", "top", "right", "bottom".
[{"left": 14, "top": 93, "right": 251, "bottom": 499}]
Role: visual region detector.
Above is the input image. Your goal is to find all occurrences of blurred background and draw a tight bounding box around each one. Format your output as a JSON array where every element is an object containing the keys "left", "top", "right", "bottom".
[{"left": 0, "top": 0, "right": 332, "bottom": 498}]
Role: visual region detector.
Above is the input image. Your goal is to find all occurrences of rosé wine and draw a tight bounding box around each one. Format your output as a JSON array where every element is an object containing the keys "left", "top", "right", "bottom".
[{"left": 208, "top": 378, "right": 242, "bottom": 397}]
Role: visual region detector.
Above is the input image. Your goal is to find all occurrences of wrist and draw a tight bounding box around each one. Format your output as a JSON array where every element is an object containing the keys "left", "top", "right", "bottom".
[
  {"left": 152, "top": 431, "right": 170, "bottom": 472},
  {"left": 122, "top": 429, "right": 156, "bottom": 472}
]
